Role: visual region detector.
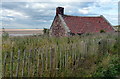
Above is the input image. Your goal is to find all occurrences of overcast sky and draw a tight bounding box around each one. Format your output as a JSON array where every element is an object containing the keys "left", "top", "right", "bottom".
[{"left": 1, "top": 0, "right": 119, "bottom": 29}]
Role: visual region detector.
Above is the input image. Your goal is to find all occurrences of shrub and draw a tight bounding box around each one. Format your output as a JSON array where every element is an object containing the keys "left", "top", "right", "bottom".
[
  {"left": 2, "top": 31, "right": 9, "bottom": 39},
  {"left": 100, "top": 30, "right": 105, "bottom": 33},
  {"left": 43, "top": 28, "right": 50, "bottom": 35}
]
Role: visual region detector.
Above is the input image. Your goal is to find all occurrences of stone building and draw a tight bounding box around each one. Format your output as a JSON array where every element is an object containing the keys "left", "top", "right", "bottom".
[{"left": 50, "top": 7, "right": 115, "bottom": 37}]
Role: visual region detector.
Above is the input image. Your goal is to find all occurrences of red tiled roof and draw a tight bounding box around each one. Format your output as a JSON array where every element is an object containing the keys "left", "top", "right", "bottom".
[{"left": 63, "top": 15, "right": 114, "bottom": 34}]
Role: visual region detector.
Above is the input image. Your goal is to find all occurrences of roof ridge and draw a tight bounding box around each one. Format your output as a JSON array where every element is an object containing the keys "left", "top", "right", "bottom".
[
  {"left": 63, "top": 14, "right": 102, "bottom": 17},
  {"left": 58, "top": 14, "right": 70, "bottom": 33}
]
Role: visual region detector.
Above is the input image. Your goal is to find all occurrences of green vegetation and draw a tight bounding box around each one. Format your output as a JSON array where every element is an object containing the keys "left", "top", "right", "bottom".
[
  {"left": 100, "top": 29, "right": 105, "bottom": 33},
  {"left": 2, "top": 33, "right": 120, "bottom": 77},
  {"left": 2, "top": 28, "right": 9, "bottom": 40},
  {"left": 113, "top": 25, "right": 120, "bottom": 32},
  {"left": 43, "top": 28, "right": 50, "bottom": 36}
]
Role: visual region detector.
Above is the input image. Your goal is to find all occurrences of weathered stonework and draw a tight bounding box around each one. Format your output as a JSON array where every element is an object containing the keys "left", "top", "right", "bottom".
[
  {"left": 50, "top": 15, "right": 66, "bottom": 37},
  {"left": 50, "top": 7, "right": 115, "bottom": 37}
]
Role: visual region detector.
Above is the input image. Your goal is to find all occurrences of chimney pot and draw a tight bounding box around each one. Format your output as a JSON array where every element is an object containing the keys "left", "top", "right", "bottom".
[{"left": 56, "top": 7, "right": 64, "bottom": 15}]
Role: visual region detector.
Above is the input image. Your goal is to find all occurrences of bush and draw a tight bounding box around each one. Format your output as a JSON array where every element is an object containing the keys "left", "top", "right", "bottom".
[
  {"left": 93, "top": 54, "right": 120, "bottom": 77},
  {"left": 2, "top": 33, "right": 120, "bottom": 77},
  {"left": 100, "top": 30, "right": 105, "bottom": 33},
  {"left": 2, "top": 32, "right": 9, "bottom": 39},
  {"left": 43, "top": 28, "right": 49, "bottom": 35}
]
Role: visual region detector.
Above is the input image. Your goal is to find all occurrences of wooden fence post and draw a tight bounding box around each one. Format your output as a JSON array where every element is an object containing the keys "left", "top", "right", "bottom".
[
  {"left": 25, "top": 50, "right": 28, "bottom": 76},
  {"left": 27, "top": 49, "right": 32, "bottom": 77},
  {"left": 22, "top": 50, "right": 26, "bottom": 77},
  {"left": 10, "top": 51, "right": 13, "bottom": 77},
  {"left": 60, "top": 46, "right": 62, "bottom": 70},
  {"left": 41, "top": 50, "right": 44, "bottom": 77},
  {"left": 55, "top": 46, "right": 58, "bottom": 76},
  {"left": 50, "top": 47, "right": 55, "bottom": 77},
  {"left": 45, "top": 47, "right": 48, "bottom": 72},
  {"left": 16, "top": 50, "right": 21, "bottom": 77},
  {"left": 62, "top": 45, "right": 65, "bottom": 68},
  {"left": 72, "top": 49, "right": 74, "bottom": 67},
  {"left": 85, "top": 42, "right": 87, "bottom": 57},
  {"left": 65, "top": 50, "right": 67, "bottom": 69},
  {"left": 32, "top": 48, "right": 37, "bottom": 77},
  {"left": 3, "top": 53, "right": 7, "bottom": 77},
  {"left": 37, "top": 49, "right": 40, "bottom": 76}
]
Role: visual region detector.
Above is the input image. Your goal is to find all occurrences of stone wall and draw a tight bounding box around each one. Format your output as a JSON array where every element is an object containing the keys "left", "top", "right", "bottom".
[{"left": 50, "top": 16, "right": 66, "bottom": 37}]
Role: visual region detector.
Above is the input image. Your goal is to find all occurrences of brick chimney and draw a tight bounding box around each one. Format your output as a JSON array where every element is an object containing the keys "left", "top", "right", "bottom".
[{"left": 56, "top": 7, "right": 64, "bottom": 15}]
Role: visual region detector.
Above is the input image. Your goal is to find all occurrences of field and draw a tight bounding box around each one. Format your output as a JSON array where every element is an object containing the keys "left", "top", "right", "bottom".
[
  {"left": 2, "top": 32, "right": 120, "bottom": 77},
  {"left": 0, "top": 29, "right": 43, "bottom": 36}
]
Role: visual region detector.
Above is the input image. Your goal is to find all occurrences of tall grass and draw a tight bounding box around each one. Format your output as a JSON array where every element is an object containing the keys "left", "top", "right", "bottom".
[{"left": 2, "top": 32, "right": 120, "bottom": 77}]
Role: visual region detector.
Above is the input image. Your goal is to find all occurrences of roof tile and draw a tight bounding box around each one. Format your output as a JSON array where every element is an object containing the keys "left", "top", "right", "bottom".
[{"left": 63, "top": 15, "right": 114, "bottom": 34}]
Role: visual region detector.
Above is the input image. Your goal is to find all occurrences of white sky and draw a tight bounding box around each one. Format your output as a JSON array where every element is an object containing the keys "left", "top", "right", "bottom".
[{"left": 1, "top": 0, "right": 119, "bottom": 29}]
